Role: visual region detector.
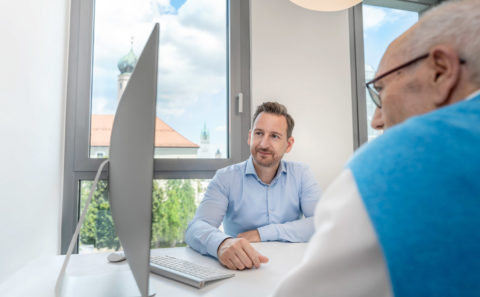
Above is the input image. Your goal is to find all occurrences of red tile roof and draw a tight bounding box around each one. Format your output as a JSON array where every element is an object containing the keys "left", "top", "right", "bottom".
[{"left": 90, "top": 114, "right": 199, "bottom": 148}]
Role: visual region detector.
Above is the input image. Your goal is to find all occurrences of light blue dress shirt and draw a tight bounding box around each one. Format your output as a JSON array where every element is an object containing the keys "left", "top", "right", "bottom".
[{"left": 185, "top": 157, "right": 321, "bottom": 258}]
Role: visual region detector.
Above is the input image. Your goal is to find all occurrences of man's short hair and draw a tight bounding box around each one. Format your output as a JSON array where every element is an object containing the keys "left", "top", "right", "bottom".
[
  {"left": 404, "top": 0, "right": 480, "bottom": 85},
  {"left": 252, "top": 102, "right": 295, "bottom": 138}
]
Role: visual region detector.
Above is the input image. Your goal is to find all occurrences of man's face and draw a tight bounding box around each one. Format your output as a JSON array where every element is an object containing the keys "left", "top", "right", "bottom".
[
  {"left": 248, "top": 112, "right": 293, "bottom": 169},
  {"left": 371, "top": 33, "right": 437, "bottom": 130}
]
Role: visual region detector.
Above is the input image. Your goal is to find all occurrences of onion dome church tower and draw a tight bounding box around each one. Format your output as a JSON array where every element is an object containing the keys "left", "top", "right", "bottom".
[{"left": 117, "top": 38, "right": 138, "bottom": 102}]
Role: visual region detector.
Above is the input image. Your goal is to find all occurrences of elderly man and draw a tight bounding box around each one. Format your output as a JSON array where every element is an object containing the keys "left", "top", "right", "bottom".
[
  {"left": 273, "top": 1, "right": 480, "bottom": 296},
  {"left": 185, "top": 102, "right": 321, "bottom": 270}
]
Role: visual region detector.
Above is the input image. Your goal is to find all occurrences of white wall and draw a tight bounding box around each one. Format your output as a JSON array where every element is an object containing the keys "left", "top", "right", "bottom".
[
  {"left": 0, "top": 0, "right": 69, "bottom": 282},
  {"left": 251, "top": 0, "right": 354, "bottom": 190}
]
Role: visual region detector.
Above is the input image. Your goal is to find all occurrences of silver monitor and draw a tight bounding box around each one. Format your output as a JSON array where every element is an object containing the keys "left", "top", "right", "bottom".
[
  {"left": 56, "top": 23, "right": 159, "bottom": 297},
  {"left": 108, "top": 23, "right": 159, "bottom": 297}
]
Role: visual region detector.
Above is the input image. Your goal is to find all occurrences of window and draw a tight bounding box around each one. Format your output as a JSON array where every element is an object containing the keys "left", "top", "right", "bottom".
[
  {"left": 62, "top": 0, "right": 251, "bottom": 254},
  {"left": 90, "top": 0, "right": 229, "bottom": 159},
  {"left": 362, "top": 4, "right": 419, "bottom": 141},
  {"left": 350, "top": 0, "right": 441, "bottom": 147}
]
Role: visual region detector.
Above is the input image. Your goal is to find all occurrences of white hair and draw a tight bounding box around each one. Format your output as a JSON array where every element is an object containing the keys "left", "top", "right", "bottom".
[{"left": 404, "top": 0, "right": 480, "bottom": 85}]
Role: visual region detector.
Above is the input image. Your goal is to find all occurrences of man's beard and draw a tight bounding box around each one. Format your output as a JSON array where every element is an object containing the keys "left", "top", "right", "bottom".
[{"left": 252, "top": 148, "right": 278, "bottom": 168}]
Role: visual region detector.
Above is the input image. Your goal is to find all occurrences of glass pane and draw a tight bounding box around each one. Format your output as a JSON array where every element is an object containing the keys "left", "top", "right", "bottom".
[
  {"left": 78, "top": 179, "right": 209, "bottom": 254},
  {"left": 89, "top": 0, "right": 228, "bottom": 159},
  {"left": 362, "top": 5, "right": 418, "bottom": 141}
]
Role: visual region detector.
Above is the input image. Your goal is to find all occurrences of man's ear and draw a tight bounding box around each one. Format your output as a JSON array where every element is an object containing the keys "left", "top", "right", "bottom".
[
  {"left": 247, "top": 129, "right": 251, "bottom": 146},
  {"left": 285, "top": 136, "right": 294, "bottom": 153},
  {"left": 428, "top": 45, "right": 462, "bottom": 106}
]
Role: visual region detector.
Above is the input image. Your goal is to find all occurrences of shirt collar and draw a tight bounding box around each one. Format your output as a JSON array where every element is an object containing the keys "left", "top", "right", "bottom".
[
  {"left": 277, "top": 159, "right": 287, "bottom": 175},
  {"left": 245, "top": 156, "right": 287, "bottom": 183},
  {"left": 465, "top": 88, "right": 480, "bottom": 101},
  {"left": 245, "top": 156, "right": 257, "bottom": 176}
]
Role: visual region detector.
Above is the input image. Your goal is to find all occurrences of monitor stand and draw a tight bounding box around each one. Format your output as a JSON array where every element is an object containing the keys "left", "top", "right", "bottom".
[{"left": 58, "top": 270, "right": 155, "bottom": 297}]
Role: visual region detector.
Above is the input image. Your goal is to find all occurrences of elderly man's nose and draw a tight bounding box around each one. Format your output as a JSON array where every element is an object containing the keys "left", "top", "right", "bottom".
[{"left": 371, "top": 108, "right": 385, "bottom": 131}]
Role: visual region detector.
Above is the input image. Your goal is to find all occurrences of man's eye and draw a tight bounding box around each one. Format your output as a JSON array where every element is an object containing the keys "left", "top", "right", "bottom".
[
  {"left": 255, "top": 131, "right": 263, "bottom": 136},
  {"left": 272, "top": 134, "right": 280, "bottom": 139},
  {"left": 374, "top": 86, "right": 382, "bottom": 92}
]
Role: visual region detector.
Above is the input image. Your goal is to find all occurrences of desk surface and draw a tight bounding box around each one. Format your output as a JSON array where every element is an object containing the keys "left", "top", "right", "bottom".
[{"left": 0, "top": 242, "right": 306, "bottom": 297}]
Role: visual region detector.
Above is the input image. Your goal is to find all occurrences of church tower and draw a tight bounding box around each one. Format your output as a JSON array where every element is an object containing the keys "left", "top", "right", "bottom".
[
  {"left": 198, "top": 122, "right": 211, "bottom": 158},
  {"left": 117, "top": 38, "right": 138, "bottom": 102}
]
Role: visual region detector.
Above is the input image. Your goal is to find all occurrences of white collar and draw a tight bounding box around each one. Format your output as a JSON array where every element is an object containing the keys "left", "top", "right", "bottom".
[{"left": 465, "top": 89, "right": 480, "bottom": 101}]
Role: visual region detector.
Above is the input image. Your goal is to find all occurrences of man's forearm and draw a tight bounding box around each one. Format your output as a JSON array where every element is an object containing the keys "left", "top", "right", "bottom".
[
  {"left": 185, "top": 219, "right": 231, "bottom": 258},
  {"left": 257, "top": 216, "right": 315, "bottom": 242}
]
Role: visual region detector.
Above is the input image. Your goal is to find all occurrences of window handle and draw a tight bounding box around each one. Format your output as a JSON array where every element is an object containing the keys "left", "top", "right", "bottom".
[{"left": 237, "top": 92, "right": 243, "bottom": 113}]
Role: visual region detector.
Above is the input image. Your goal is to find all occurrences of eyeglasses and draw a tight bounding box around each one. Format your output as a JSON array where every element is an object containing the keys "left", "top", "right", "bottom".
[{"left": 365, "top": 53, "right": 466, "bottom": 108}]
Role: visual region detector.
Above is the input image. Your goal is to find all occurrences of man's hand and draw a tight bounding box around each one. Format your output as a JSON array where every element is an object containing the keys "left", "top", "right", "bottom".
[
  {"left": 217, "top": 238, "right": 269, "bottom": 270},
  {"left": 237, "top": 229, "right": 261, "bottom": 242}
]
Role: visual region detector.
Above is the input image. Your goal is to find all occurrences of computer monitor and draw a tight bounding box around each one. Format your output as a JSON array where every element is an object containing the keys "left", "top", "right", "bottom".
[
  {"left": 55, "top": 23, "right": 159, "bottom": 297},
  {"left": 108, "top": 22, "right": 159, "bottom": 297}
]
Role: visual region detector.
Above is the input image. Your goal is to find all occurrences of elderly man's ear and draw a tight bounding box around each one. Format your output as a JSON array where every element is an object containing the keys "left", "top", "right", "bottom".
[{"left": 428, "top": 45, "right": 463, "bottom": 107}]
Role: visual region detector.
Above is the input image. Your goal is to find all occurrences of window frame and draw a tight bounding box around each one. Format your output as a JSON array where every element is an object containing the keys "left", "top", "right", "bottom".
[
  {"left": 61, "top": 0, "right": 251, "bottom": 254},
  {"left": 349, "top": 0, "right": 443, "bottom": 149}
]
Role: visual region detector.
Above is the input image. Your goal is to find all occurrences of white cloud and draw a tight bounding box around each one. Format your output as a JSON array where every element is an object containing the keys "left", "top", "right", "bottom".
[
  {"left": 363, "top": 6, "right": 387, "bottom": 30},
  {"left": 388, "top": 8, "right": 412, "bottom": 22},
  {"left": 363, "top": 6, "right": 415, "bottom": 31},
  {"left": 91, "top": 0, "right": 227, "bottom": 116},
  {"left": 178, "top": 0, "right": 227, "bottom": 34},
  {"left": 158, "top": 106, "right": 185, "bottom": 117},
  {"left": 91, "top": 96, "right": 115, "bottom": 114},
  {"left": 215, "top": 125, "right": 226, "bottom": 132}
]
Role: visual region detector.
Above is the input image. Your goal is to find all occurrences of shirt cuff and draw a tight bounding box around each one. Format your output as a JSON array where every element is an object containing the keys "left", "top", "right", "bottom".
[
  {"left": 258, "top": 224, "right": 278, "bottom": 241},
  {"left": 207, "top": 232, "right": 232, "bottom": 259}
]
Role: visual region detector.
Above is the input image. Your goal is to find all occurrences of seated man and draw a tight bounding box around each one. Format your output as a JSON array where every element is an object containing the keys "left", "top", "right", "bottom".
[
  {"left": 273, "top": 0, "right": 480, "bottom": 296},
  {"left": 185, "top": 102, "right": 321, "bottom": 270}
]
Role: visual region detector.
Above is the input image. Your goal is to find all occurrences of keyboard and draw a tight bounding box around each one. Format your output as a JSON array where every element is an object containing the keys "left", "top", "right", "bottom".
[{"left": 150, "top": 255, "right": 235, "bottom": 288}]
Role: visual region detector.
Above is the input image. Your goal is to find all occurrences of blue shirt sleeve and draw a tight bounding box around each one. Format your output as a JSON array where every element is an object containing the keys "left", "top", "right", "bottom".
[
  {"left": 257, "top": 165, "right": 321, "bottom": 242},
  {"left": 184, "top": 172, "right": 231, "bottom": 258}
]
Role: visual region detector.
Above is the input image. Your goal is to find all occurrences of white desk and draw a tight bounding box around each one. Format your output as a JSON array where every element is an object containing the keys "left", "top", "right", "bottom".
[{"left": 0, "top": 242, "right": 306, "bottom": 297}]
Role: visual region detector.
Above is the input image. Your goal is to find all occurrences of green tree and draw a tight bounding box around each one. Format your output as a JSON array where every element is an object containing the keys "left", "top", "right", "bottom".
[
  {"left": 96, "top": 200, "right": 120, "bottom": 250},
  {"left": 79, "top": 180, "right": 120, "bottom": 250},
  {"left": 151, "top": 180, "right": 198, "bottom": 248},
  {"left": 79, "top": 179, "right": 199, "bottom": 251}
]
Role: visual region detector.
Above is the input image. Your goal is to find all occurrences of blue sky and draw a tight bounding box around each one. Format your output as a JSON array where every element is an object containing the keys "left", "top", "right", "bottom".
[
  {"left": 363, "top": 5, "right": 419, "bottom": 72},
  {"left": 170, "top": 0, "right": 187, "bottom": 10}
]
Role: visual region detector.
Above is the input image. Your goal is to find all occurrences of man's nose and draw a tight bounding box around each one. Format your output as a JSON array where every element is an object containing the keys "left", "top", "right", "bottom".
[
  {"left": 371, "top": 108, "right": 385, "bottom": 131},
  {"left": 259, "top": 135, "right": 270, "bottom": 147}
]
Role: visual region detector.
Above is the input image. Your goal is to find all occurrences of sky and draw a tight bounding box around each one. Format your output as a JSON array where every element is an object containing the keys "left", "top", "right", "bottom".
[
  {"left": 90, "top": 0, "right": 228, "bottom": 158},
  {"left": 363, "top": 5, "right": 419, "bottom": 72}
]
